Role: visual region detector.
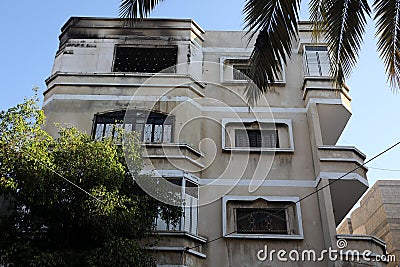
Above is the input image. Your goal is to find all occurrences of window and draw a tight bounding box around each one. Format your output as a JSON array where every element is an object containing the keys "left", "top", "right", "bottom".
[
  {"left": 93, "top": 110, "right": 173, "bottom": 143},
  {"left": 221, "top": 58, "right": 284, "bottom": 83},
  {"left": 233, "top": 62, "right": 252, "bottom": 81},
  {"left": 155, "top": 178, "right": 199, "bottom": 235},
  {"left": 222, "top": 119, "right": 294, "bottom": 152},
  {"left": 113, "top": 46, "right": 178, "bottom": 73},
  {"left": 223, "top": 196, "right": 304, "bottom": 239},
  {"left": 303, "top": 46, "right": 330, "bottom": 76},
  {"left": 235, "top": 129, "right": 279, "bottom": 148},
  {"left": 236, "top": 208, "right": 287, "bottom": 234}
]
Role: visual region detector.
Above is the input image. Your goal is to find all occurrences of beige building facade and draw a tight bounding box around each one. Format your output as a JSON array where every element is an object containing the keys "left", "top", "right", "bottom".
[
  {"left": 338, "top": 180, "right": 400, "bottom": 266},
  {"left": 43, "top": 17, "right": 387, "bottom": 266}
]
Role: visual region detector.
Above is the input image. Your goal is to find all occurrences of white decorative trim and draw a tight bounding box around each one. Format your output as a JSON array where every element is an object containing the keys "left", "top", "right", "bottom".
[
  {"left": 148, "top": 246, "right": 206, "bottom": 259},
  {"left": 43, "top": 95, "right": 350, "bottom": 115},
  {"left": 316, "top": 172, "right": 369, "bottom": 188},
  {"left": 221, "top": 118, "right": 294, "bottom": 152},
  {"left": 200, "top": 179, "right": 315, "bottom": 187},
  {"left": 336, "top": 234, "right": 386, "bottom": 248},
  {"left": 320, "top": 157, "right": 366, "bottom": 169},
  {"left": 144, "top": 155, "right": 205, "bottom": 168},
  {"left": 222, "top": 196, "right": 304, "bottom": 240},
  {"left": 138, "top": 171, "right": 367, "bottom": 188},
  {"left": 139, "top": 169, "right": 200, "bottom": 184},
  {"left": 157, "top": 231, "right": 207, "bottom": 243},
  {"left": 43, "top": 94, "right": 195, "bottom": 107},
  {"left": 202, "top": 106, "right": 307, "bottom": 113},
  {"left": 144, "top": 143, "right": 204, "bottom": 157},
  {"left": 318, "top": 145, "right": 366, "bottom": 159},
  {"left": 43, "top": 94, "right": 311, "bottom": 114},
  {"left": 202, "top": 47, "right": 253, "bottom": 53}
]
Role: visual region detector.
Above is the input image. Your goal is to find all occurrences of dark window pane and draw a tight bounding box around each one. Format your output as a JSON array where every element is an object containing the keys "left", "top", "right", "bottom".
[
  {"left": 113, "top": 47, "right": 177, "bottom": 73},
  {"left": 233, "top": 65, "right": 252, "bottom": 80},
  {"left": 236, "top": 208, "right": 287, "bottom": 234},
  {"left": 93, "top": 110, "right": 173, "bottom": 143},
  {"left": 235, "top": 129, "right": 279, "bottom": 148}
]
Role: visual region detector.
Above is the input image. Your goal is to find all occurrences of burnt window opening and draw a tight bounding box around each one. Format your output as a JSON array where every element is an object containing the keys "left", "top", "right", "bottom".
[
  {"left": 236, "top": 208, "right": 288, "bottom": 234},
  {"left": 113, "top": 46, "right": 178, "bottom": 73},
  {"left": 93, "top": 110, "right": 173, "bottom": 143},
  {"left": 235, "top": 129, "right": 279, "bottom": 148}
]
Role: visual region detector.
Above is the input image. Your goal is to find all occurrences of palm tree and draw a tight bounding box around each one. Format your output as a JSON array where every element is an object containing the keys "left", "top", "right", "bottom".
[{"left": 119, "top": 0, "right": 400, "bottom": 105}]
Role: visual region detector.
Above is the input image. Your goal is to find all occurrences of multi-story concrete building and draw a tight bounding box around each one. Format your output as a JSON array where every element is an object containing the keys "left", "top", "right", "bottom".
[
  {"left": 338, "top": 180, "right": 400, "bottom": 266},
  {"left": 43, "top": 17, "right": 387, "bottom": 266}
]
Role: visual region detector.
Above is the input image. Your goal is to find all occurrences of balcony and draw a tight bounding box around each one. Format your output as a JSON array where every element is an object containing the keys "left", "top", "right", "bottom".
[
  {"left": 335, "top": 235, "right": 388, "bottom": 266},
  {"left": 45, "top": 72, "right": 206, "bottom": 98},
  {"left": 318, "top": 146, "right": 369, "bottom": 225},
  {"left": 302, "top": 78, "right": 352, "bottom": 145},
  {"left": 142, "top": 143, "right": 205, "bottom": 174}
]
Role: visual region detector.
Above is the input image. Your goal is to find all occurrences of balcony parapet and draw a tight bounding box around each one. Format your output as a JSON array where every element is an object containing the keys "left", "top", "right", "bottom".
[
  {"left": 335, "top": 234, "right": 388, "bottom": 266},
  {"left": 44, "top": 72, "right": 206, "bottom": 98},
  {"left": 317, "top": 146, "right": 369, "bottom": 225},
  {"left": 142, "top": 143, "right": 205, "bottom": 172},
  {"left": 318, "top": 146, "right": 368, "bottom": 179},
  {"left": 302, "top": 77, "right": 351, "bottom": 106}
]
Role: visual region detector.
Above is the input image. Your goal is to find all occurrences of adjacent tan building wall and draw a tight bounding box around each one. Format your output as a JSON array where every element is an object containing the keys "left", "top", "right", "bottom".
[{"left": 338, "top": 180, "right": 400, "bottom": 267}]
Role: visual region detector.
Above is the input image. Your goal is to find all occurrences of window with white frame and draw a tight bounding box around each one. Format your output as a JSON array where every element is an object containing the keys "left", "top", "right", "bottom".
[
  {"left": 236, "top": 207, "right": 288, "bottom": 234},
  {"left": 155, "top": 178, "right": 199, "bottom": 235},
  {"left": 93, "top": 110, "right": 173, "bottom": 143},
  {"left": 222, "top": 58, "right": 285, "bottom": 83},
  {"left": 223, "top": 196, "right": 304, "bottom": 239},
  {"left": 235, "top": 129, "right": 279, "bottom": 148},
  {"left": 222, "top": 119, "right": 294, "bottom": 152},
  {"left": 303, "top": 46, "right": 330, "bottom": 77}
]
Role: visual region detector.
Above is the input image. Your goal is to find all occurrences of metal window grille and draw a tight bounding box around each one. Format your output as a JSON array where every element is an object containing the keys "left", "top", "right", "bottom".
[
  {"left": 236, "top": 208, "right": 288, "bottom": 234},
  {"left": 235, "top": 129, "right": 279, "bottom": 148},
  {"left": 93, "top": 110, "right": 173, "bottom": 143},
  {"left": 113, "top": 46, "right": 177, "bottom": 73}
]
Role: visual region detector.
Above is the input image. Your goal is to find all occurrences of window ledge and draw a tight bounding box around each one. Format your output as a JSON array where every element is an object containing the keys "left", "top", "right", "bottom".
[
  {"left": 156, "top": 231, "right": 207, "bottom": 244},
  {"left": 221, "top": 80, "right": 286, "bottom": 86},
  {"left": 224, "top": 233, "right": 304, "bottom": 240},
  {"left": 143, "top": 143, "right": 204, "bottom": 157},
  {"left": 223, "top": 147, "right": 294, "bottom": 153}
]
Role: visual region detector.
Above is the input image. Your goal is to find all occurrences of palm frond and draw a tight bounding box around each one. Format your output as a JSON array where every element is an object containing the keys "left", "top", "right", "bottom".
[
  {"left": 373, "top": 0, "right": 400, "bottom": 91},
  {"left": 324, "top": 0, "right": 371, "bottom": 87},
  {"left": 309, "top": 0, "right": 329, "bottom": 41},
  {"left": 119, "top": 0, "right": 164, "bottom": 20},
  {"left": 243, "top": 0, "right": 301, "bottom": 106}
]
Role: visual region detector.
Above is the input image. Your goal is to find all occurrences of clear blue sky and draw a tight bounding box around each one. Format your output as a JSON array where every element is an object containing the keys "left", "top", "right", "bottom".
[{"left": 0, "top": 1, "right": 399, "bottom": 190}]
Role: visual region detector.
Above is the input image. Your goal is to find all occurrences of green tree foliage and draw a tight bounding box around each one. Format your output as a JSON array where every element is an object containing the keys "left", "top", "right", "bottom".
[{"left": 0, "top": 92, "right": 181, "bottom": 266}]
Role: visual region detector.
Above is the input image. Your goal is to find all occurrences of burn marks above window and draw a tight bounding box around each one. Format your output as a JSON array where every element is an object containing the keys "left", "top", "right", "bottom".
[{"left": 113, "top": 46, "right": 178, "bottom": 73}]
